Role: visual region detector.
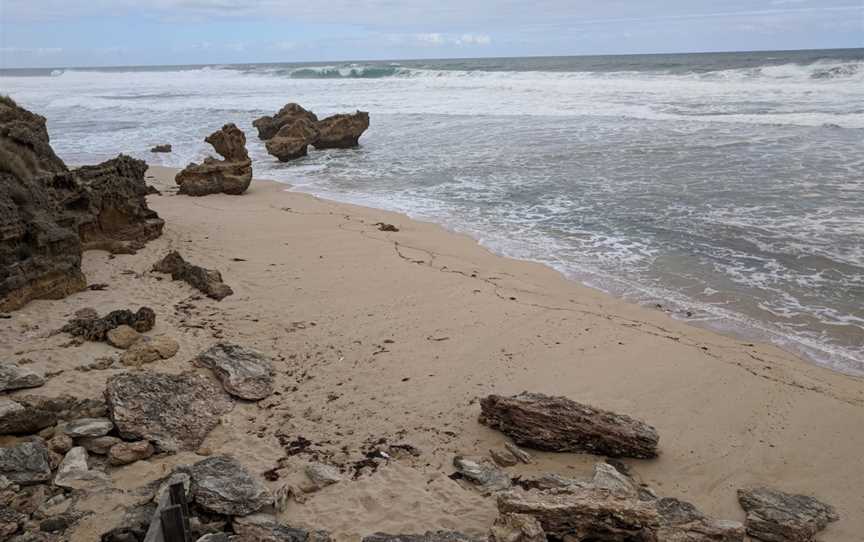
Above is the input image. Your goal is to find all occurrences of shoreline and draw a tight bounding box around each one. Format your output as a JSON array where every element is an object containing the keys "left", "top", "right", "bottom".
[{"left": 3, "top": 167, "right": 863, "bottom": 540}]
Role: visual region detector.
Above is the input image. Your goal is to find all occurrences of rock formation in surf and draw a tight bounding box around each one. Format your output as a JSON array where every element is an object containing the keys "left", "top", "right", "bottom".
[
  {"left": 0, "top": 97, "right": 163, "bottom": 311},
  {"left": 254, "top": 103, "right": 370, "bottom": 161},
  {"left": 175, "top": 123, "right": 252, "bottom": 196}
]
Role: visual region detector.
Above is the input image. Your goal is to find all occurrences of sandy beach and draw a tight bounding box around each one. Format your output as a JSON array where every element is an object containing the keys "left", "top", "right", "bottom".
[{"left": 0, "top": 165, "right": 861, "bottom": 540}]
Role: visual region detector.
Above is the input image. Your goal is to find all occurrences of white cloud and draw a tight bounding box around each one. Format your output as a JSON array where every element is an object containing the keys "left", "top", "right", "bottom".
[
  {"left": 411, "top": 32, "right": 491, "bottom": 46},
  {"left": 0, "top": 47, "right": 63, "bottom": 56}
]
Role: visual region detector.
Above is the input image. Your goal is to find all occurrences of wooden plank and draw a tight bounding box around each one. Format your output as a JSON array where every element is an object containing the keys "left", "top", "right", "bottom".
[
  {"left": 160, "top": 504, "right": 186, "bottom": 542},
  {"left": 168, "top": 481, "right": 191, "bottom": 537},
  {"left": 142, "top": 488, "right": 172, "bottom": 542}
]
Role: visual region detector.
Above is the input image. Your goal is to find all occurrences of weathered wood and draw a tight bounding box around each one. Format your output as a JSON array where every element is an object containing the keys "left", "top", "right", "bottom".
[
  {"left": 160, "top": 504, "right": 187, "bottom": 542},
  {"left": 143, "top": 487, "right": 171, "bottom": 542},
  {"left": 169, "top": 481, "right": 191, "bottom": 538}
]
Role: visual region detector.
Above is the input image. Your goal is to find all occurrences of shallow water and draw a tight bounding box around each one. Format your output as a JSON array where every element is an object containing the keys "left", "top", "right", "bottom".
[{"left": 2, "top": 49, "right": 863, "bottom": 373}]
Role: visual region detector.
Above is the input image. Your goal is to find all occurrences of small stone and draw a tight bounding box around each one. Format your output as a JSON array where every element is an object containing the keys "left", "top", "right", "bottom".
[
  {"left": 490, "top": 449, "right": 519, "bottom": 468},
  {"left": 0, "top": 363, "right": 46, "bottom": 392},
  {"left": 489, "top": 513, "right": 546, "bottom": 542},
  {"left": 452, "top": 456, "right": 511, "bottom": 493},
  {"left": 193, "top": 343, "right": 274, "bottom": 400},
  {"left": 78, "top": 436, "right": 121, "bottom": 455},
  {"left": 63, "top": 417, "right": 114, "bottom": 438},
  {"left": 190, "top": 455, "right": 271, "bottom": 516},
  {"left": 48, "top": 434, "right": 73, "bottom": 454},
  {"left": 120, "top": 336, "right": 180, "bottom": 366},
  {"left": 151, "top": 144, "right": 172, "bottom": 153},
  {"left": 109, "top": 441, "right": 155, "bottom": 466},
  {"left": 40, "top": 515, "right": 74, "bottom": 533},
  {"left": 53, "top": 446, "right": 109, "bottom": 489},
  {"left": 504, "top": 443, "right": 532, "bottom": 464},
  {"left": 0, "top": 440, "right": 52, "bottom": 485},
  {"left": 0, "top": 398, "right": 56, "bottom": 435},
  {"left": 106, "top": 325, "right": 142, "bottom": 349},
  {"left": 738, "top": 487, "right": 838, "bottom": 542},
  {"left": 304, "top": 462, "right": 342, "bottom": 491}
]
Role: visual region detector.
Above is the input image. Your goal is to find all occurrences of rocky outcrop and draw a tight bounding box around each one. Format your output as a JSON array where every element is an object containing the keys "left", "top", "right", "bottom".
[
  {"left": 0, "top": 440, "right": 52, "bottom": 485},
  {"left": 1, "top": 99, "right": 163, "bottom": 311},
  {"left": 189, "top": 456, "right": 271, "bottom": 516},
  {"left": 737, "top": 487, "right": 838, "bottom": 542},
  {"left": 152, "top": 251, "right": 233, "bottom": 300},
  {"left": 479, "top": 392, "right": 659, "bottom": 459},
  {"left": 0, "top": 362, "right": 45, "bottom": 392},
  {"left": 105, "top": 372, "right": 233, "bottom": 452},
  {"left": 61, "top": 306, "right": 155, "bottom": 341},
  {"left": 313, "top": 111, "right": 370, "bottom": 149},
  {"left": 151, "top": 144, "right": 171, "bottom": 153},
  {"left": 253, "top": 103, "right": 318, "bottom": 140},
  {"left": 74, "top": 154, "right": 165, "bottom": 254},
  {"left": 265, "top": 118, "right": 320, "bottom": 162},
  {"left": 175, "top": 123, "right": 252, "bottom": 196},
  {"left": 192, "top": 343, "right": 274, "bottom": 400}
]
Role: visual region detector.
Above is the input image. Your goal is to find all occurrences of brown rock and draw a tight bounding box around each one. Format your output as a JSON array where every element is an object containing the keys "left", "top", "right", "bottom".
[
  {"left": 108, "top": 440, "right": 154, "bottom": 465},
  {"left": 253, "top": 103, "right": 318, "bottom": 140},
  {"left": 737, "top": 487, "right": 838, "bottom": 542},
  {"left": 175, "top": 123, "right": 252, "bottom": 196},
  {"left": 152, "top": 251, "right": 233, "bottom": 300},
  {"left": 77, "top": 436, "right": 121, "bottom": 455},
  {"left": 479, "top": 392, "right": 659, "bottom": 459},
  {"left": 313, "top": 111, "right": 370, "bottom": 149},
  {"left": 265, "top": 118, "right": 320, "bottom": 162},
  {"left": 106, "top": 325, "right": 142, "bottom": 349},
  {"left": 490, "top": 449, "right": 519, "bottom": 468},
  {"left": 120, "top": 336, "right": 180, "bottom": 366},
  {"left": 48, "top": 434, "right": 73, "bottom": 454},
  {"left": 61, "top": 306, "right": 155, "bottom": 341},
  {"left": 489, "top": 513, "right": 545, "bottom": 542}
]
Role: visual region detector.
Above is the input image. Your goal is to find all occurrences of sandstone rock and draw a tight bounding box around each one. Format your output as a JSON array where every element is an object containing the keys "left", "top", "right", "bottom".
[
  {"left": 0, "top": 398, "right": 56, "bottom": 435},
  {"left": 120, "top": 336, "right": 180, "bottom": 366},
  {"left": 265, "top": 118, "right": 320, "bottom": 162},
  {"left": 108, "top": 440, "right": 154, "bottom": 466},
  {"left": 106, "top": 325, "right": 142, "bottom": 349},
  {"left": 153, "top": 251, "right": 233, "bottom": 300},
  {"left": 62, "top": 417, "right": 114, "bottom": 438},
  {"left": 175, "top": 124, "right": 252, "bottom": 196},
  {"left": 106, "top": 372, "right": 233, "bottom": 452},
  {"left": 504, "top": 443, "right": 532, "bottom": 464},
  {"left": 452, "top": 456, "right": 511, "bottom": 493},
  {"left": 490, "top": 449, "right": 519, "bottom": 468},
  {"left": 233, "top": 513, "right": 332, "bottom": 542},
  {"left": 47, "top": 434, "right": 73, "bottom": 454},
  {"left": 737, "top": 487, "right": 838, "bottom": 542},
  {"left": 304, "top": 462, "right": 342, "bottom": 491},
  {"left": 61, "top": 306, "right": 156, "bottom": 341},
  {"left": 77, "top": 435, "right": 120, "bottom": 455},
  {"left": 190, "top": 456, "right": 271, "bottom": 516},
  {"left": 362, "top": 533, "right": 477, "bottom": 542},
  {"left": 0, "top": 440, "right": 52, "bottom": 485},
  {"left": 74, "top": 154, "right": 165, "bottom": 254},
  {"left": 312, "top": 111, "right": 370, "bottom": 149},
  {"left": 479, "top": 392, "right": 659, "bottom": 459},
  {"left": 0, "top": 97, "right": 86, "bottom": 311},
  {"left": 0, "top": 363, "right": 45, "bottom": 391},
  {"left": 253, "top": 103, "right": 319, "bottom": 140},
  {"left": 151, "top": 144, "right": 172, "bottom": 153},
  {"left": 657, "top": 497, "right": 745, "bottom": 542},
  {"left": 53, "top": 446, "right": 109, "bottom": 489},
  {"left": 193, "top": 343, "right": 274, "bottom": 400},
  {"left": 489, "top": 513, "right": 545, "bottom": 542}
]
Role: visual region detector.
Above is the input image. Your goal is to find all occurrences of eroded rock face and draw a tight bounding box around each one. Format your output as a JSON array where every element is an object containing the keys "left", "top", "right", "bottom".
[
  {"left": 106, "top": 372, "right": 233, "bottom": 452},
  {"left": 265, "top": 118, "right": 320, "bottom": 162},
  {"left": 737, "top": 487, "right": 838, "bottom": 542},
  {"left": 479, "top": 392, "right": 659, "bottom": 459},
  {"left": 253, "top": 103, "right": 319, "bottom": 140},
  {"left": 152, "top": 251, "right": 233, "bottom": 300},
  {"left": 75, "top": 154, "right": 165, "bottom": 254},
  {"left": 189, "top": 456, "right": 271, "bottom": 516},
  {"left": 193, "top": 343, "right": 274, "bottom": 400},
  {"left": 312, "top": 111, "right": 370, "bottom": 149},
  {"left": 175, "top": 124, "right": 252, "bottom": 196}
]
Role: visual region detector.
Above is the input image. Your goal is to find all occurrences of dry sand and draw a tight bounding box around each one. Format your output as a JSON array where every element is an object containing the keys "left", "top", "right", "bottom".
[{"left": 2, "top": 166, "right": 863, "bottom": 540}]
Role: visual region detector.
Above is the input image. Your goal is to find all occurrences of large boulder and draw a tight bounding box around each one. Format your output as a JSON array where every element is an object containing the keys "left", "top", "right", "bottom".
[
  {"left": 253, "top": 103, "right": 318, "bottom": 140},
  {"left": 479, "top": 392, "right": 659, "bottom": 459},
  {"left": 189, "top": 456, "right": 271, "bottom": 516},
  {"left": 175, "top": 123, "right": 252, "bottom": 196},
  {"left": 0, "top": 440, "right": 52, "bottom": 485},
  {"left": 105, "top": 372, "right": 233, "bottom": 452},
  {"left": 312, "top": 111, "right": 370, "bottom": 149},
  {"left": 192, "top": 343, "right": 274, "bottom": 400},
  {"left": 737, "top": 487, "right": 838, "bottom": 542},
  {"left": 265, "top": 118, "right": 320, "bottom": 162},
  {"left": 152, "top": 251, "right": 233, "bottom": 300}
]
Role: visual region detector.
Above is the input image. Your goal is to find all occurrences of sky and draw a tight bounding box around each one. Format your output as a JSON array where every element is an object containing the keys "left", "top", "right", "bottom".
[{"left": 0, "top": 0, "right": 862, "bottom": 68}]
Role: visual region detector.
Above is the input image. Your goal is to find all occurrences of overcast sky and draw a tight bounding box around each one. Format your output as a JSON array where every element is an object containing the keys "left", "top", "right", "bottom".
[{"left": 1, "top": 0, "right": 862, "bottom": 68}]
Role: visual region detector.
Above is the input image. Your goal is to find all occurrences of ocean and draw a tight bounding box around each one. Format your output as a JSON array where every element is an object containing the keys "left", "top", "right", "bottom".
[{"left": 2, "top": 49, "right": 863, "bottom": 374}]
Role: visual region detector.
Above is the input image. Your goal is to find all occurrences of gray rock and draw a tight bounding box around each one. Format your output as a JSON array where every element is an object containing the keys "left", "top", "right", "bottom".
[
  {"left": 77, "top": 435, "right": 121, "bottom": 455},
  {"left": 106, "top": 372, "right": 233, "bottom": 453},
  {"left": 152, "top": 251, "right": 233, "bottom": 301},
  {"left": 362, "top": 533, "right": 478, "bottom": 542},
  {"left": 737, "top": 487, "right": 838, "bottom": 542},
  {"left": 0, "top": 440, "right": 52, "bottom": 485},
  {"left": 489, "top": 448, "right": 519, "bottom": 468},
  {"left": 0, "top": 398, "right": 56, "bottom": 435},
  {"left": 0, "top": 363, "right": 45, "bottom": 391},
  {"left": 63, "top": 417, "right": 114, "bottom": 438},
  {"left": 1, "top": 506, "right": 26, "bottom": 539},
  {"left": 190, "top": 456, "right": 271, "bottom": 516},
  {"left": 304, "top": 462, "right": 341, "bottom": 491},
  {"left": 657, "top": 497, "right": 745, "bottom": 541},
  {"left": 489, "top": 513, "right": 545, "bottom": 542},
  {"left": 452, "top": 456, "right": 511, "bottom": 493},
  {"left": 479, "top": 392, "right": 659, "bottom": 459},
  {"left": 193, "top": 343, "right": 274, "bottom": 400},
  {"left": 53, "top": 446, "right": 109, "bottom": 489},
  {"left": 234, "top": 513, "right": 332, "bottom": 541}
]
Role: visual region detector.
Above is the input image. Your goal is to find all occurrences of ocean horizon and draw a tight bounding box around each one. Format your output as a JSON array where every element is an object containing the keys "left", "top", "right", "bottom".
[{"left": 3, "top": 47, "right": 862, "bottom": 374}]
